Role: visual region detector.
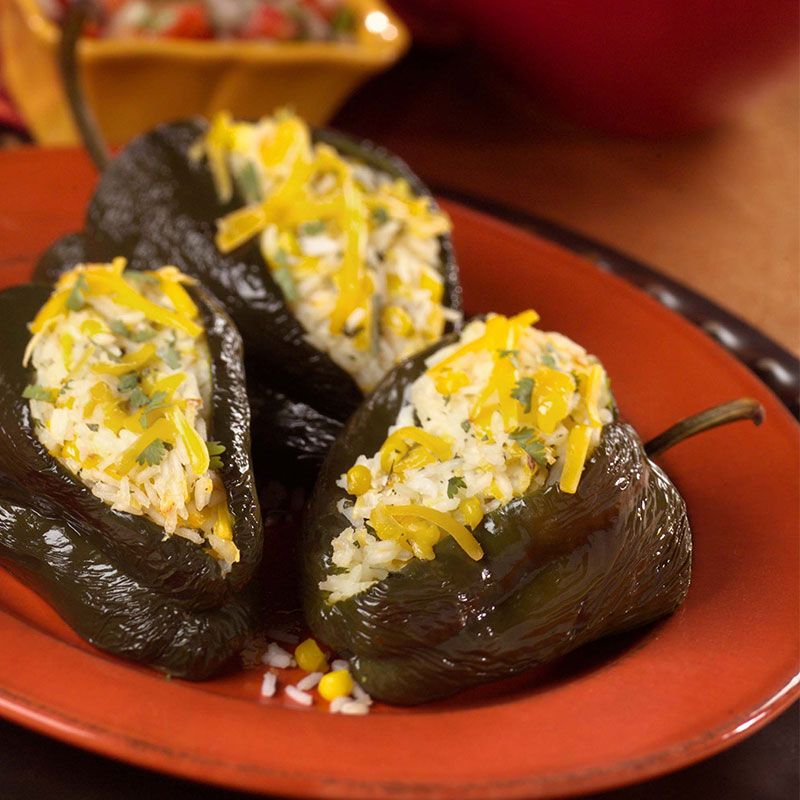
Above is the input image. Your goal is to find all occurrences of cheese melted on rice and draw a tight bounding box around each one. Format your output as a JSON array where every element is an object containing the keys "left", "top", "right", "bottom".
[
  {"left": 320, "top": 312, "right": 614, "bottom": 603},
  {"left": 24, "top": 259, "right": 239, "bottom": 572},
  {"left": 194, "top": 110, "right": 460, "bottom": 391}
]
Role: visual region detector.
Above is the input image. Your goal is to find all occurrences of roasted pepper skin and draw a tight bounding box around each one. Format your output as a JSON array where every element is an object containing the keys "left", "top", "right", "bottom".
[
  {"left": 302, "top": 343, "right": 692, "bottom": 705},
  {"left": 34, "top": 119, "right": 461, "bottom": 476},
  {"left": 0, "top": 282, "right": 262, "bottom": 613},
  {"left": 0, "top": 497, "right": 257, "bottom": 680}
]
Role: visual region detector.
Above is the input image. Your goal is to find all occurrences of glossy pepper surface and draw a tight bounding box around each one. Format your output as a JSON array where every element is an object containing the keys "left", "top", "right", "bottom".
[
  {"left": 302, "top": 341, "right": 692, "bottom": 705},
  {"left": 34, "top": 119, "right": 462, "bottom": 477},
  {"left": 0, "top": 281, "right": 263, "bottom": 678}
]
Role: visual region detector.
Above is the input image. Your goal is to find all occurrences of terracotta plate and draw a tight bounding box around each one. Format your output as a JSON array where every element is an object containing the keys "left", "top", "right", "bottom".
[{"left": 0, "top": 175, "right": 797, "bottom": 799}]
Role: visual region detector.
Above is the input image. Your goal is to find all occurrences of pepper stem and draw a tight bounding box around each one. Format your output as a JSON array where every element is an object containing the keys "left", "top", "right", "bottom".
[
  {"left": 644, "top": 398, "right": 765, "bottom": 458},
  {"left": 59, "top": 0, "right": 111, "bottom": 172}
]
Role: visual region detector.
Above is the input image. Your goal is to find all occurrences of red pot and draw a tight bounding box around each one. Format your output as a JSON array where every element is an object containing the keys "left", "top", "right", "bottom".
[{"left": 450, "top": 0, "right": 799, "bottom": 134}]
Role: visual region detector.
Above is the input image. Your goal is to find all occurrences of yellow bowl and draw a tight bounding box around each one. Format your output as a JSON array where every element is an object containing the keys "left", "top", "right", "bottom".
[{"left": 1, "top": 0, "right": 409, "bottom": 146}]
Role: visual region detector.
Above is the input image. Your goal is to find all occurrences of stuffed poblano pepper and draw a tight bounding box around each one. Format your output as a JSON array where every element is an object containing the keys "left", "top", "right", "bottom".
[
  {"left": 303, "top": 311, "right": 696, "bottom": 704},
  {"left": 35, "top": 110, "right": 462, "bottom": 475},
  {"left": 0, "top": 260, "right": 263, "bottom": 677}
]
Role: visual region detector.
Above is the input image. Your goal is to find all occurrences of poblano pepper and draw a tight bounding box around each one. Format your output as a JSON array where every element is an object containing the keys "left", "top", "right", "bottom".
[
  {"left": 302, "top": 322, "right": 762, "bottom": 705},
  {"left": 0, "top": 269, "right": 263, "bottom": 678}
]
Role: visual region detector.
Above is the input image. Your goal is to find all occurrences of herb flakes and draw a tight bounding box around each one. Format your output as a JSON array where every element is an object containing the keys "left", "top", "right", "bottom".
[
  {"left": 447, "top": 476, "right": 467, "bottom": 499},
  {"left": 136, "top": 438, "right": 167, "bottom": 467}
]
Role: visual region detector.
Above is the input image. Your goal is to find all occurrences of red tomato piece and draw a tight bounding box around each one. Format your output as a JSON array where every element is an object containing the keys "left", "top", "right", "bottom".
[
  {"left": 302, "top": 0, "right": 341, "bottom": 22},
  {"left": 239, "top": 4, "right": 299, "bottom": 40},
  {"left": 159, "top": 3, "right": 214, "bottom": 39}
]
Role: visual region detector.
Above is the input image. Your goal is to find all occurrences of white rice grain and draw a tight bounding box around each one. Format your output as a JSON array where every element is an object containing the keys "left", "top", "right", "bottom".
[
  {"left": 285, "top": 685, "right": 313, "bottom": 706},
  {"left": 296, "top": 672, "right": 323, "bottom": 691},
  {"left": 261, "top": 642, "right": 294, "bottom": 669},
  {"left": 260, "top": 672, "right": 277, "bottom": 698}
]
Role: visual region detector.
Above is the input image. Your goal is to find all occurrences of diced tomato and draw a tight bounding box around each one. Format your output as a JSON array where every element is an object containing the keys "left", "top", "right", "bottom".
[
  {"left": 158, "top": 3, "right": 213, "bottom": 39},
  {"left": 239, "top": 4, "right": 299, "bottom": 40},
  {"left": 302, "top": 0, "right": 343, "bottom": 22}
]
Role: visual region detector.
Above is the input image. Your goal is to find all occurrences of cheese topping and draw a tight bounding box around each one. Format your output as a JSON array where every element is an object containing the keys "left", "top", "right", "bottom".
[
  {"left": 320, "top": 312, "right": 614, "bottom": 602},
  {"left": 194, "top": 110, "right": 460, "bottom": 390}
]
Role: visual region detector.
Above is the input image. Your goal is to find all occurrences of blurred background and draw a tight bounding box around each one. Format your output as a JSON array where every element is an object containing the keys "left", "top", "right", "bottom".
[{"left": 0, "top": 0, "right": 797, "bottom": 355}]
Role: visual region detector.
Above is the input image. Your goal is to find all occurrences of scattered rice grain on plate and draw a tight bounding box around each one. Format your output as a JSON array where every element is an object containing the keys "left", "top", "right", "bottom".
[
  {"left": 297, "top": 671, "right": 323, "bottom": 691},
  {"left": 328, "top": 696, "right": 349, "bottom": 714},
  {"left": 262, "top": 642, "right": 294, "bottom": 668},
  {"left": 340, "top": 700, "right": 369, "bottom": 715},
  {"left": 285, "top": 685, "right": 314, "bottom": 706},
  {"left": 351, "top": 683, "right": 373, "bottom": 705},
  {"left": 260, "top": 672, "right": 277, "bottom": 698}
]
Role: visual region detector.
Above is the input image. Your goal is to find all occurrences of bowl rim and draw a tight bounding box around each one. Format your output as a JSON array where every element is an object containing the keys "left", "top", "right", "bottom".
[{"left": 13, "top": 0, "right": 409, "bottom": 65}]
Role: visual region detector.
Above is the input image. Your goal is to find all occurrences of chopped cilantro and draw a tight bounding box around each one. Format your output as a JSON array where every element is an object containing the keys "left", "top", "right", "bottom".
[
  {"left": 447, "top": 476, "right": 467, "bottom": 499},
  {"left": 135, "top": 438, "right": 166, "bottom": 467},
  {"left": 540, "top": 344, "right": 558, "bottom": 368},
  {"left": 58, "top": 380, "right": 73, "bottom": 397},
  {"left": 131, "top": 326, "right": 157, "bottom": 342},
  {"left": 128, "top": 387, "right": 149, "bottom": 408},
  {"left": 22, "top": 384, "right": 56, "bottom": 404},
  {"left": 139, "top": 391, "right": 170, "bottom": 428},
  {"left": 235, "top": 162, "right": 262, "bottom": 203},
  {"left": 206, "top": 441, "right": 226, "bottom": 470},
  {"left": 511, "top": 377, "right": 535, "bottom": 413},
  {"left": 110, "top": 320, "right": 131, "bottom": 338},
  {"left": 371, "top": 206, "right": 389, "bottom": 225},
  {"left": 272, "top": 248, "right": 290, "bottom": 268},
  {"left": 498, "top": 348, "right": 519, "bottom": 367},
  {"left": 461, "top": 420, "right": 471, "bottom": 433},
  {"left": 272, "top": 265, "right": 299, "bottom": 303},
  {"left": 66, "top": 274, "right": 89, "bottom": 312},
  {"left": 157, "top": 342, "right": 181, "bottom": 370},
  {"left": 118, "top": 372, "right": 138, "bottom": 393},
  {"left": 298, "top": 220, "right": 325, "bottom": 236},
  {"left": 90, "top": 337, "right": 120, "bottom": 360},
  {"left": 509, "top": 427, "right": 548, "bottom": 467}
]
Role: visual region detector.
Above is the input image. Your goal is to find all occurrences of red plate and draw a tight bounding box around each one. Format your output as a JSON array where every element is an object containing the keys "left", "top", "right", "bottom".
[{"left": 0, "top": 151, "right": 797, "bottom": 799}]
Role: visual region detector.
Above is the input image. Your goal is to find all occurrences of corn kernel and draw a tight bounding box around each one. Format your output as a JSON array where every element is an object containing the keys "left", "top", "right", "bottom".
[
  {"left": 420, "top": 271, "right": 444, "bottom": 303},
  {"left": 60, "top": 332, "right": 74, "bottom": 371},
  {"left": 433, "top": 371, "right": 470, "bottom": 395},
  {"left": 61, "top": 441, "right": 80, "bottom": 462},
  {"left": 382, "top": 305, "right": 414, "bottom": 338},
  {"left": 460, "top": 497, "right": 483, "bottom": 529},
  {"left": 80, "top": 319, "right": 105, "bottom": 338},
  {"left": 386, "top": 273, "right": 403, "bottom": 294},
  {"left": 295, "top": 638, "right": 328, "bottom": 673},
  {"left": 318, "top": 670, "right": 354, "bottom": 701},
  {"left": 346, "top": 464, "right": 372, "bottom": 496}
]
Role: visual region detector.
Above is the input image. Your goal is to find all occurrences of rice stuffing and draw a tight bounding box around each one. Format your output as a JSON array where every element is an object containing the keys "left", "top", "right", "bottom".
[
  {"left": 320, "top": 311, "right": 614, "bottom": 603},
  {"left": 23, "top": 259, "right": 238, "bottom": 573},
  {"left": 193, "top": 109, "right": 461, "bottom": 391}
]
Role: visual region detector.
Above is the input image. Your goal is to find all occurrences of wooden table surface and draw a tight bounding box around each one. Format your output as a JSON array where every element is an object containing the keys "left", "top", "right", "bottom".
[{"left": 333, "top": 47, "right": 800, "bottom": 355}]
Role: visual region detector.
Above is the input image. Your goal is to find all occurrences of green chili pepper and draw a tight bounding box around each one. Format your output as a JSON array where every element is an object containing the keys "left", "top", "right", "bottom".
[
  {"left": 0, "top": 282, "right": 263, "bottom": 678},
  {"left": 302, "top": 339, "right": 763, "bottom": 704}
]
